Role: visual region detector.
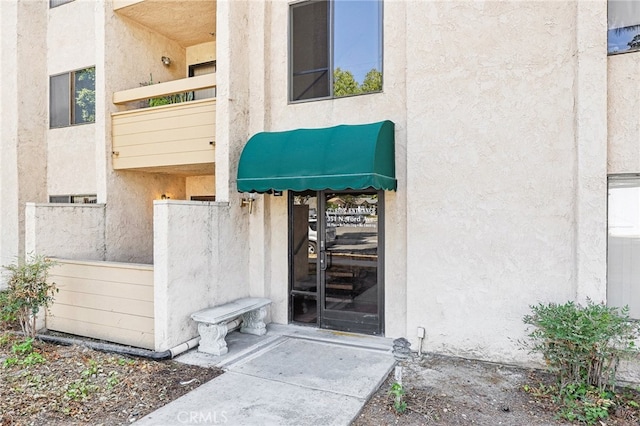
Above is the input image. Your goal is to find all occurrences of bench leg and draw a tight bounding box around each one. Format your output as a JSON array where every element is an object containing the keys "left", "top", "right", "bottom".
[
  {"left": 197, "top": 322, "right": 229, "bottom": 356},
  {"left": 241, "top": 306, "right": 268, "bottom": 336}
]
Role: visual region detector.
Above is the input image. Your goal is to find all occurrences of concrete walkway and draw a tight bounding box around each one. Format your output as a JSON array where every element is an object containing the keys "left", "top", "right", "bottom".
[{"left": 135, "top": 325, "right": 396, "bottom": 426}]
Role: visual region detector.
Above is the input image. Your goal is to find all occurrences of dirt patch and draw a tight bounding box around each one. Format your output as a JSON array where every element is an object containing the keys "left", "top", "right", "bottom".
[
  {"left": 0, "top": 333, "right": 221, "bottom": 425},
  {"left": 354, "top": 353, "right": 640, "bottom": 425}
]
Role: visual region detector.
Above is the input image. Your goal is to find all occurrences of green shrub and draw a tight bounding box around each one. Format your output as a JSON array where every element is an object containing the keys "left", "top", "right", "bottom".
[
  {"left": 522, "top": 300, "right": 640, "bottom": 424},
  {"left": 1, "top": 254, "right": 58, "bottom": 338},
  {"left": 523, "top": 300, "right": 639, "bottom": 392}
]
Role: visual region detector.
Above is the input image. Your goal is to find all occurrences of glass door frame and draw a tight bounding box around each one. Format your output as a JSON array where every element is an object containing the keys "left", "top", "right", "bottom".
[{"left": 288, "top": 189, "right": 385, "bottom": 335}]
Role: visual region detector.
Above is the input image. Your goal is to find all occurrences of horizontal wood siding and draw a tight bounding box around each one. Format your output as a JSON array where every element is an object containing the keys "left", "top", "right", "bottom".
[
  {"left": 112, "top": 99, "right": 215, "bottom": 170},
  {"left": 46, "top": 259, "right": 155, "bottom": 349}
]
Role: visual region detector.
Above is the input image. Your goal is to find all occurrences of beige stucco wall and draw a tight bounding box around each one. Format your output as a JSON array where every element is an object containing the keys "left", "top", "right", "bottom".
[
  {"left": 225, "top": 0, "right": 610, "bottom": 366},
  {"left": 0, "top": 0, "right": 48, "bottom": 276},
  {"left": 153, "top": 200, "right": 248, "bottom": 351},
  {"left": 241, "top": 0, "right": 410, "bottom": 337},
  {"left": 102, "top": 2, "right": 188, "bottom": 262},
  {"left": 0, "top": 0, "right": 21, "bottom": 274},
  {"left": 403, "top": 1, "right": 604, "bottom": 362},
  {"left": 25, "top": 203, "right": 106, "bottom": 260},
  {"left": 186, "top": 41, "right": 216, "bottom": 70},
  {"left": 186, "top": 175, "right": 215, "bottom": 199},
  {"left": 47, "top": 0, "right": 98, "bottom": 197}
]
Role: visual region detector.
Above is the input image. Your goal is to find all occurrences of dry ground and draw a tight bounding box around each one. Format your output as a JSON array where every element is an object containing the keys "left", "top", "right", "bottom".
[
  {"left": 355, "top": 353, "right": 640, "bottom": 425},
  {"left": 0, "top": 332, "right": 221, "bottom": 425},
  {"left": 2, "top": 331, "right": 640, "bottom": 426}
]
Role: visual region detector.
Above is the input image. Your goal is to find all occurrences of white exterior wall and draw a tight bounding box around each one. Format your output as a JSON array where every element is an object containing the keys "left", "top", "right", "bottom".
[
  {"left": 404, "top": 1, "right": 606, "bottom": 363},
  {"left": 47, "top": 0, "right": 98, "bottom": 197},
  {"left": 244, "top": 0, "right": 410, "bottom": 337},
  {"left": 0, "top": 0, "right": 48, "bottom": 274},
  {"left": 0, "top": 0, "right": 21, "bottom": 273},
  {"left": 24, "top": 203, "right": 106, "bottom": 260},
  {"left": 228, "top": 0, "right": 611, "bottom": 365},
  {"left": 153, "top": 201, "right": 248, "bottom": 351}
]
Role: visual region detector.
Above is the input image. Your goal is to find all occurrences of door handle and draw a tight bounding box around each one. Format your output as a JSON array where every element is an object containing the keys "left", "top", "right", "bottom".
[{"left": 320, "top": 251, "right": 327, "bottom": 271}]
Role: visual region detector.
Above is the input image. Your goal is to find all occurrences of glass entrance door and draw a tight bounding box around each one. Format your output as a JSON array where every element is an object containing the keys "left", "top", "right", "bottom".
[{"left": 289, "top": 191, "right": 383, "bottom": 335}]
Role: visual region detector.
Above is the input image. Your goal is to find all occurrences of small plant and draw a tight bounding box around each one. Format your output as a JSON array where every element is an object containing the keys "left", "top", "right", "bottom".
[
  {"left": 65, "top": 379, "right": 96, "bottom": 401},
  {"left": 522, "top": 300, "right": 640, "bottom": 424},
  {"left": 140, "top": 74, "right": 194, "bottom": 108},
  {"left": 388, "top": 382, "right": 407, "bottom": 413},
  {"left": 81, "top": 359, "right": 101, "bottom": 378},
  {"left": 1, "top": 254, "right": 58, "bottom": 338},
  {"left": 11, "top": 338, "right": 34, "bottom": 355},
  {"left": 106, "top": 371, "right": 119, "bottom": 388},
  {"left": 3, "top": 338, "right": 46, "bottom": 367}
]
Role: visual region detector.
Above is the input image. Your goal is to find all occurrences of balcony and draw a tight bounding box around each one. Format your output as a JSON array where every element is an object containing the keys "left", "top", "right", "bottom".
[{"left": 111, "top": 74, "right": 216, "bottom": 175}]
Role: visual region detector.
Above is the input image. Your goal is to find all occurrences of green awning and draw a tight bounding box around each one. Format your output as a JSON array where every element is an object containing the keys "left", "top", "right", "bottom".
[{"left": 237, "top": 120, "right": 396, "bottom": 193}]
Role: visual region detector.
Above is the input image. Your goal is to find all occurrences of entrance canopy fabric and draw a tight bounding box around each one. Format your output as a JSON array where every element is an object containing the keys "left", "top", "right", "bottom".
[{"left": 237, "top": 120, "right": 396, "bottom": 193}]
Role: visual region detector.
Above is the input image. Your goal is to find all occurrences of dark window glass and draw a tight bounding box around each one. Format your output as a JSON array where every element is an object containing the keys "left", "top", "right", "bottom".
[
  {"left": 50, "top": 74, "right": 70, "bottom": 128},
  {"left": 290, "top": 0, "right": 382, "bottom": 102},
  {"left": 291, "top": 1, "right": 330, "bottom": 101}
]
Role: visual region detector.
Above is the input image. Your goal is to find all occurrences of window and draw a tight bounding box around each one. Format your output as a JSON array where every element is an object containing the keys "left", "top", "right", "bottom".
[
  {"left": 50, "top": 0, "right": 75, "bottom": 8},
  {"left": 290, "top": 0, "right": 382, "bottom": 102},
  {"left": 608, "top": 0, "right": 640, "bottom": 54},
  {"left": 49, "top": 194, "right": 97, "bottom": 204},
  {"left": 607, "top": 175, "right": 640, "bottom": 318},
  {"left": 50, "top": 67, "right": 95, "bottom": 128}
]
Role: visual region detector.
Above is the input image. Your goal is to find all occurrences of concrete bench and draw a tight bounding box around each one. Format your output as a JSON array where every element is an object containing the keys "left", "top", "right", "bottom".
[{"left": 191, "top": 297, "right": 272, "bottom": 356}]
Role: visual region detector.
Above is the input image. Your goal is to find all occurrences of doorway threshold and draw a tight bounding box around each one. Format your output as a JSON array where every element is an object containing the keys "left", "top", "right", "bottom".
[{"left": 268, "top": 323, "right": 394, "bottom": 353}]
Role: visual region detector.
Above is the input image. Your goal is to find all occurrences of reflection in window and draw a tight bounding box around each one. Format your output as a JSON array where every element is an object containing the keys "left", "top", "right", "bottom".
[
  {"left": 290, "top": 0, "right": 382, "bottom": 101},
  {"left": 608, "top": 0, "right": 640, "bottom": 54},
  {"left": 607, "top": 176, "right": 640, "bottom": 318}
]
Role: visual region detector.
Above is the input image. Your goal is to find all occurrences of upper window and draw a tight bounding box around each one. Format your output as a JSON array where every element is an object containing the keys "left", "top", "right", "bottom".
[
  {"left": 608, "top": 0, "right": 640, "bottom": 54},
  {"left": 607, "top": 175, "right": 640, "bottom": 318},
  {"left": 50, "top": 0, "right": 75, "bottom": 8},
  {"left": 290, "top": 0, "right": 382, "bottom": 102},
  {"left": 50, "top": 67, "right": 95, "bottom": 128}
]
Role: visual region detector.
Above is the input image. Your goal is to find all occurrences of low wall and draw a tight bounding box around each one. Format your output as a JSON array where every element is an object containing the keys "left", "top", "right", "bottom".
[
  {"left": 47, "top": 259, "right": 155, "bottom": 349},
  {"left": 25, "top": 203, "right": 106, "bottom": 260},
  {"left": 153, "top": 200, "right": 248, "bottom": 351}
]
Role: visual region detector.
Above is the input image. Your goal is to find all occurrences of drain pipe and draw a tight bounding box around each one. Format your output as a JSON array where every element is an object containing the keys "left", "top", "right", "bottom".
[
  {"left": 36, "top": 333, "right": 201, "bottom": 361},
  {"left": 35, "top": 317, "right": 243, "bottom": 360}
]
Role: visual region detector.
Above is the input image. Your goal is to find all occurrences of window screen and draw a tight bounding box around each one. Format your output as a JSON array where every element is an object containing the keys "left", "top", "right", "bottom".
[
  {"left": 50, "top": 74, "right": 70, "bottom": 128},
  {"left": 291, "top": 1, "right": 330, "bottom": 101}
]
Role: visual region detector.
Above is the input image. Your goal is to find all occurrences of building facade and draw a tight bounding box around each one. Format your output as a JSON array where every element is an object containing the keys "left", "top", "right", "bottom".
[{"left": 0, "top": 0, "right": 638, "bottom": 372}]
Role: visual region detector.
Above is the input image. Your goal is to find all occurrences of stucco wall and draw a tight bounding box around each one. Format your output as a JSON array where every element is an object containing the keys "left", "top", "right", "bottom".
[
  {"left": 101, "top": 4, "right": 188, "bottom": 262},
  {"left": 186, "top": 41, "right": 216, "bottom": 70},
  {"left": 153, "top": 200, "right": 248, "bottom": 351},
  {"left": 608, "top": 52, "right": 640, "bottom": 173},
  {"left": 24, "top": 203, "right": 106, "bottom": 260},
  {"left": 186, "top": 175, "right": 215, "bottom": 199},
  {"left": 47, "top": 0, "right": 98, "bottom": 197},
  {"left": 244, "top": 0, "right": 410, "bottom": 337},
  {"left": 227, "top": 0, "right": 611, "bottom": 365},
  {"left": 403, "top": 1, "right": 606, "bottom": 363},
  {"left": 0, "top": 0, "right": 21, "bottom": 274}
]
